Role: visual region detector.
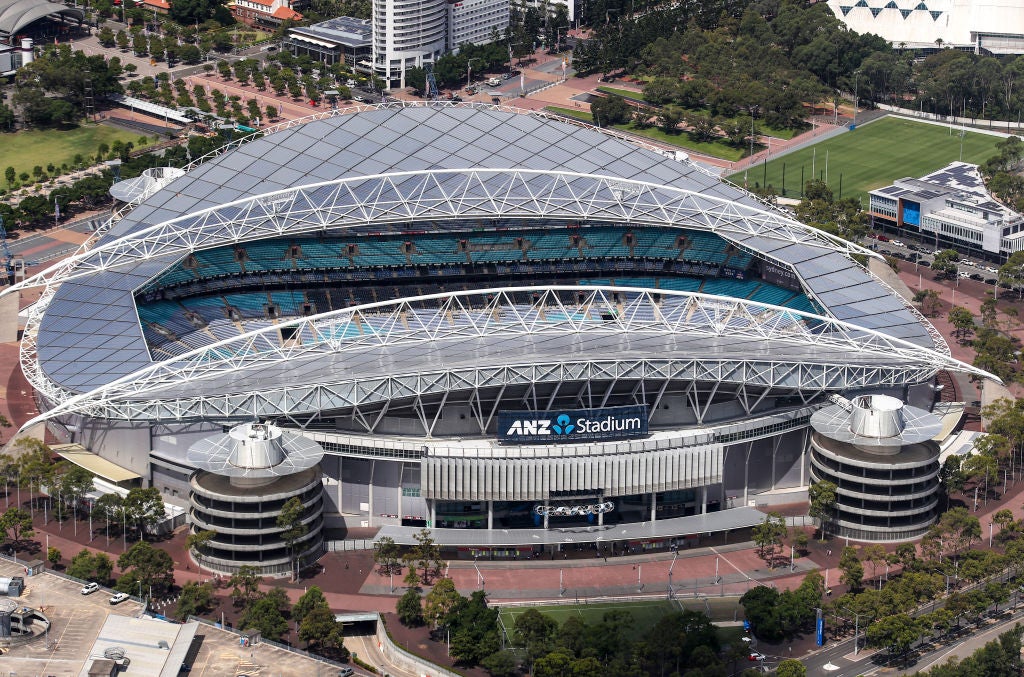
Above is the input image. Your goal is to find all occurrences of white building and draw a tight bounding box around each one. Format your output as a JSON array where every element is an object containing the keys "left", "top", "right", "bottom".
[
  {"left": 448, "top": 0, "right": 510, "bottom": 51},
  {"left": 372, "top": 0, "right": 510, "bottom": 88},
  {"left": 372, "top": 0, "right": 448, "bottom": 89},
  {"left": 869, "top": 161, "right": 1024, "bottom": 260},
  {"left": 826, "top": 0, "right": 1024, "bottom": 54}
]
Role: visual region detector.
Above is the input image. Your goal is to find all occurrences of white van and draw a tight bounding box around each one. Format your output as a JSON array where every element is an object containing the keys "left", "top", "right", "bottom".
[{"left": 487, "top": 77, "right": 501, "bottom": 86}]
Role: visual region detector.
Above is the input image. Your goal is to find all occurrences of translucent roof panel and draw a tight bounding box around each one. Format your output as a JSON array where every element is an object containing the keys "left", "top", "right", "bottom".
[{"left": 34, "top": 105, "right": 943, "bottom": 400}]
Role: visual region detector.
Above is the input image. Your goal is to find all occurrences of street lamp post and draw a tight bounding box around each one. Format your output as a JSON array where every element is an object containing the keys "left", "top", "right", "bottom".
[
  {"left": 838, "top": 606, "right": 871, "bottom": 655},
  {"left": 466, "top": 58, "right": 478, "bottom": 90},
  {"left": 853, "top": 70, "right": 860, "bottom": 128}
]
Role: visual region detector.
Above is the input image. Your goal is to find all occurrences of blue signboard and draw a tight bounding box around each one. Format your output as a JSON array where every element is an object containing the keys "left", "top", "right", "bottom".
[
  {"left": 902, "top": 199, "right": 921, "bottom": 227},
  {"left": 816, "top": 610, "right": 824, "bottom": 646},
  {"left": 497, "top": 405, "right": 649, "bottom": 445}
]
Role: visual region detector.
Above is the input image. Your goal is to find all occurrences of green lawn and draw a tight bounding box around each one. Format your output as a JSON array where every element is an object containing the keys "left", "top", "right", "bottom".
[
  {"left": 1, "top": 123, "right": 144, "bottom": 182},
  {"left": 544, "top": 107, "right": 745, "bottom": 160},
  {"left": 726, "top": 116, "right": 1004, "bottom": 204},
  {"left": 499, "top": 600, "right": 678, "bottom": 643},
  {"left": 597, "top": 85, "right": 646, "bottom": 101}
]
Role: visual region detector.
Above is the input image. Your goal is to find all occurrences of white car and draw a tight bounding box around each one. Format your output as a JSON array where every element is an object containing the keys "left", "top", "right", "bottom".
[
  {"left": 749, "top": 652, "right": 766, "bottom": 661},
  {"left": 109, "top": 592, "right": 130, "bottom": 605},
  {"left": 891, "top": 240, "right": 905, "bottom": 247},
  {"left": 80, "top": 582, "right": 99, "bottom": 595}
]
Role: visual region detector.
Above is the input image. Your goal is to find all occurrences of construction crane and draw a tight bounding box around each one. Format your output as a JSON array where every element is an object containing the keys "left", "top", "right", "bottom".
[
  {"left": 0, "top": 215, "right": 13, "bottom": 285},
  {"left": 425, "top": 63, "right": 440, "bottom": 100}
]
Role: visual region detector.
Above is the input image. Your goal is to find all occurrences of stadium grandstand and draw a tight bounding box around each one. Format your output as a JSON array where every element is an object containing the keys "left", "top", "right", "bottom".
[
  {"left": 0, "top": 0, "right": 84, "bottom": 43},
  {"left": 3, "top": 103, "right": 995, "bottom": 567},
  {"left": 826, "top": 0, "right": 1024, "bottom": 54}
]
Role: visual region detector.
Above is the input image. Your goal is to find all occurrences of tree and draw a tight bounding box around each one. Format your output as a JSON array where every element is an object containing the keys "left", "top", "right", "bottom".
[
  {"left": 47, "top": 546, "right": 61, "bottom": 568},
  {"left": 0, "top": 507, "right": 33, "bottom": 543},
  {"left": 277, "top": 496, "right": 308, "bottom": 581},
  {"left": 292, "top": 585, "right": 328, "bottom": 626},
  {"left": 808, "top": 480, "right": 838, "bottom": 539},
  {"left": 123, "top": 487, "right": 164, "bottom": 540},
  {"left": 948, "top": 306, "right": 976, "bottom": 341},
  {"left": 95, "top": 492, "right": 125, "bottom": 540},
  {"left": 739, "top": 585, "right": 785, "bottom": 641},
  {"left": 932, "top": 249, "right": 960, "bottom": 279},
  {"left": 373, "top": 535, "right": 401, "bottom": 574},
  {"left": 514, "top": 608, "right": 559, "bottom": 670},
  {"left": 299, "top": 604, "right": 346, "bottom": 654},
  {"left": 117, "top": 541, "right": 175, "bottom": 596},
  {"left": 56, "top": 464, "right": 93, "bottom": 523},
  {"left": 175, "top": 581, "right": 215, "bottom": 620},
  {"left": 839, "top": 546, "right": 864, "bottom": 591},
  {"left": 4, "top": 167, "right": 14, "bottom": 186},
  {"left": 998, "top": 250, "right": 1024, "bottom": 296},
  {"left": 911, "top": 289, "right": 938, "bottom": 317},
  {"left": 185, "top": 529, "right": 216, "bottom": 572},
  {"left": 229, "top": 565, "right": 263, "bottom": 606},
  {"left": 866, "top": 613, "right": 924, "bottom": 656},
  {"left": 752, "top": 512, "right": 787, "bottom": 566},
  {"left": 403, "top": 528, "right": 443, "bottom": 584},
  {"left": 480, "top": 650, "right": 517, "bottom": 677},
  {"left": 423, "top": 577, "right": 463, "bottom": 632},
  {"left": 66, "top": 549, "right": 112, "bottom": 582},
  {"left": 397, "top": 587, "right": 424, "bottom": 626},
  {"left": 239, "top": 589, "right": 289, "bottom": 641},
  {"left": 777, "top": 658, "right": 807, "bottom": 677},
  {"left": 590, "top": 94, "right": 632, "bottom": 126}
]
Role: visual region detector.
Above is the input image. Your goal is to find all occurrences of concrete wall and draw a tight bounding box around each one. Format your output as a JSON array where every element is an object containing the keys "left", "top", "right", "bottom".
[{"left": 375, "top": 615, "right": 459, "bottom": 677}]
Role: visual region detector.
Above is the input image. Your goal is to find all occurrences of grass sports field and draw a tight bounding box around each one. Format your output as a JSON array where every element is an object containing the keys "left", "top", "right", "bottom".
[
  {"left": 726, "top": 116, "right": 1004, "bottom": 204},
  {"left": 497, "top": 597, "right": 745, "bottom": 644},
  {"left": 1, "top": 123, "right": 144, "bottom": 185}
]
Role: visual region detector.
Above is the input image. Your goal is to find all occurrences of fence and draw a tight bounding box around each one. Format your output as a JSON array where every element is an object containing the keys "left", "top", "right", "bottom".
[
  {"left": 375, "top": 615, "right": 461, "bottom": 677},
  {"left": 188, "top": 615, "right": 350, "bottom": 670},
  {"left": 326, "top": 539, "right": 376, "bottom": 552}
]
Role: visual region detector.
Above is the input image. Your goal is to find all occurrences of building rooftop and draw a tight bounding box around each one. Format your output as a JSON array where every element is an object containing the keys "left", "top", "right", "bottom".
[{"left": 288, "top": 16, "right": 371, "bottom": 46}]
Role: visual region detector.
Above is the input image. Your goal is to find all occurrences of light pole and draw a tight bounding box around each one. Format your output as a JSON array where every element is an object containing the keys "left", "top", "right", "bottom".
[
  {"left": 990, "top": 521, "right": 994, "bottom": 547},
  {"left": 838, "top": 606, "right": 871, "bottom": 655},
  {"left": 852, "top": 70, "right": 860, "bottom": 128},
  {"left": 466, "top": 58, "right": 478, "bottom": 90}
]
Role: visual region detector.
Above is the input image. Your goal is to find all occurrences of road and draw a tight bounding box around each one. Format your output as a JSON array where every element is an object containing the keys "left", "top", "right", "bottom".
[{"left": 345, "top": 633, "right": 421, "bottom": 677}]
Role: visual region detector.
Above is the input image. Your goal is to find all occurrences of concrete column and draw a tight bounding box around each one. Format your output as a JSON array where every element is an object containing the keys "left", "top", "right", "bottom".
[
  {"left": 429, "top": 501, "right": 436, "bottom": 528},
  {"left": 336, "top": 455, "right": 343, "bottom": 514},
  {"left": 368, "top": 459, "right": 375, "bottom": 524},
  {"left": 598, "top": 502, "right": 604, "bottom": 526},
  {"left": 651, "top": 492, "right": 657, "bottom": 522},
  {"left": 487, "top": 501, "right": 493, "bottom": 530},
  {"left": 701, "top": 486, "right": 708, "bottom": 515}
]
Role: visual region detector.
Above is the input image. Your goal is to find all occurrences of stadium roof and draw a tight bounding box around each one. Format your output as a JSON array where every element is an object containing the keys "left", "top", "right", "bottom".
[
  {"left": 12, "top": 103, "right": 976, "bottom": 423},
  {"left": 0, "top": 0, "right": 83, "bottom": 38}
]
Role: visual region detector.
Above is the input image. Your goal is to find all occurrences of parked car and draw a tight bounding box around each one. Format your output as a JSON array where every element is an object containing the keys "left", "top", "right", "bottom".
[
  {"left": 876, "top": 234, "right": 890, "bottom": 242},
  {"left": 891, "top": 240, "right": 905, "bottom": 247},
  {"left": 81, "top": 582, "right": 99, "bottom": 595},
  {"left": 109, "top": 592, "right": 130, "bottom": 605},
  {"left": 749, "top": 652, "right": 766, "bottom": 661},
  {"left": 985, "top": 278, "right": 997, "bottom": 285},
  {"left": 970, "top": 273, "right": 983, "bottom": 281}
]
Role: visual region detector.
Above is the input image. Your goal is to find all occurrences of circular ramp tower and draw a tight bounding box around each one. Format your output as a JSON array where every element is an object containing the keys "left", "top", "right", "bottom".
[
  {"left": 187, "top": 422, "right": 325, "bottom": 576},
  {"left": 809, "top": 394, "right": 943, "bottom": 542}
]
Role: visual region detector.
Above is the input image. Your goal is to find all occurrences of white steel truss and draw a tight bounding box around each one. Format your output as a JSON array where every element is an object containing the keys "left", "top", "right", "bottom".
[
  {"left": 4, "top": 168, "right": 875, "bottom": 295},
  {"left": 21, "top": 286, "right": 992, "bottom": 427}
]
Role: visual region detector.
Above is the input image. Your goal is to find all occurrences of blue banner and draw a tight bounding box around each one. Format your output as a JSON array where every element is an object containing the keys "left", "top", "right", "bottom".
[{"left": 816, "top": 611, "right": 824, "bottom": 646}]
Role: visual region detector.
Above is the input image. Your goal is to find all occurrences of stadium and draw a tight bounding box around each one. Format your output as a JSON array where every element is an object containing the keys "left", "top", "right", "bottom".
[{"left": 4, "top": 103, "right": 994, "bottom": 568}]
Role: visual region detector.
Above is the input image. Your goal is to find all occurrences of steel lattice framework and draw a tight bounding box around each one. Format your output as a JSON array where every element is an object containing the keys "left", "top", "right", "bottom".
[
  {"left": 22, "top": 286, "right": 990, "bottom": 427},
  {"left": 4, "top": 168, "right": 874, "bottom": 294}
]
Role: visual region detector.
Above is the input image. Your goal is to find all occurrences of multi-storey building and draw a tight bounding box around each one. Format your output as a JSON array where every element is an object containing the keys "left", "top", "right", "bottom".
[
  {"left": 448, "top": 0, "right": 509, "bottom": 51},
  {"left": 372, "top": 0, "right": 447, "bottom": 89},
  {"left": 868, "top": 162, "right": 1024, "bottom": 261}
]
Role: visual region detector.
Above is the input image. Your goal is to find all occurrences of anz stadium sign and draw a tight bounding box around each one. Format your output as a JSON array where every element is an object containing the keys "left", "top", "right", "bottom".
[{"left": 498, "top": 405, "right": 649, "bottom": 444}]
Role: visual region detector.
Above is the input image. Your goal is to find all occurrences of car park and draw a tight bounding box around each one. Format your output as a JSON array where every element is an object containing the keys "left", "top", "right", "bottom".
[
  {"left": 109, "top": 592, "right": 129, "bottom": 605},
  {"left": 80, "top": 582, "right": 99, "bottom": 595}
]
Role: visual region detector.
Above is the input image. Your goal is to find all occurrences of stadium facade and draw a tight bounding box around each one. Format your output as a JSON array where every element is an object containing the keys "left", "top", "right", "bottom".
[
  {"left": 7, "top": 104, "right": 992, "bottom": 561},
  {"left": 826, "top": 0, "right": 1024, "bottom": 54}
]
